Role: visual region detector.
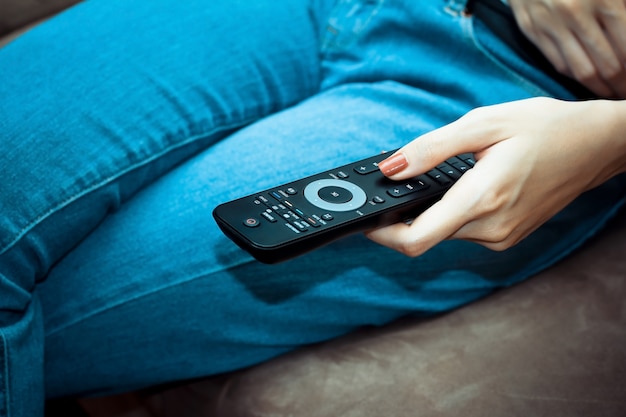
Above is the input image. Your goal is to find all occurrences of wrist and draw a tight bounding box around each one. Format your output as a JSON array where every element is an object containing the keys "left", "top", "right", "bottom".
[
  {"left": 605, "top": 100, "right": 626, "bottom": 172},
  {"left": 588, "top": 99, "right": 626, "bottom": 187}
]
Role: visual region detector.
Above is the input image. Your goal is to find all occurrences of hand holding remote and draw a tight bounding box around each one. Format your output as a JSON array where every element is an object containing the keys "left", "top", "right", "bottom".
[
  {"left": 367, "top": 97, "right": 626, "bottom": 256},
  {"left": 213, "top": 149, "right": 474, "bottom": 263}
]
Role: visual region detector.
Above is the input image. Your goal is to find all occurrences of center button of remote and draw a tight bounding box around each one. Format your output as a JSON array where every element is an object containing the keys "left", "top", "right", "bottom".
[
  {"left": 318, "top": 186, "right": 353, "bottom": 204},
  {"left": 303, "top": 179, "right": 367, "bottom": 212}
]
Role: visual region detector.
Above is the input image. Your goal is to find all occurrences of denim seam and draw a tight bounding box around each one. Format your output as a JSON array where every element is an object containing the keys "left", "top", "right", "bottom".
[
  {"left": 44, "top": 256, "right": 257, "bottom": 337},
  {"left": 0, "top": 331, "right": 8, "bottom": 417},
  {"left": 462, "top": 15, "right": 554, "bottom": 97},
  {"left": 0, "top": 116, "right": 261, "bottom": 257}
]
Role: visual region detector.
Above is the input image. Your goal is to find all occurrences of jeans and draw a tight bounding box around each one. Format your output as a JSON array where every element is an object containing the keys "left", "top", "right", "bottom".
[{"left": 1, "top": 0, "right": 624, "bottom": 415}]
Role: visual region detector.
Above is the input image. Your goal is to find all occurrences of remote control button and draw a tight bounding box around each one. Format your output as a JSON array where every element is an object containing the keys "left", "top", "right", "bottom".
[
  {"left": 436, "top": 163, "right": 461, "bottom": 179},
  {"left": 285, "top": 187, "right": 298, "bottom": 195},
  {"left": 387, "top": 180, "right": 429, "bottom": 198},
  {"left": 270, "top": 191, "right": 287, "bottom": 201},
  {"left": 243, "top": 217, "right": 261, "bottom": 228},
  {"left": 458, "top": 153, "right": 476, "bottom": 166},
  {"left": 286, "top": 211, "right": 301, "bottom": 221},
  {"left": 336, "top": 171, "right": 349, "bottom": 179},
  {"left": 318, "top": 186, "right": 353, "bottom": 204},
  {"left": 305, "top": 216, "right": 321, "bottom": 227},
  {"left": 293, "top": 221, "right": 309, "bottom": 231},
  {"left": 261, "top": 211, "right": 278, "bottom": 223},
  {"left": 353, "top": 162, "right": 379, "bottom": 175},
  {"left": 304, "top": 179, "right": 367, "bottom": 212},
  {"left": 449, "top": 158, "right": 471, "bottom": 173},
  {"left": 322, "top": 213, "right": 334, "bottom": 221},
  {"left": 311, "top": 214, "right": 328, "bottom": 225},
  {"left": 285, "top": 223, "right": 302, "bottom": 234},
  {"left": 427, "top": 169, "right": 452, "bottom": 186},
  {"left": 372, "top": 195, "right": 386, "bottom": 204}
]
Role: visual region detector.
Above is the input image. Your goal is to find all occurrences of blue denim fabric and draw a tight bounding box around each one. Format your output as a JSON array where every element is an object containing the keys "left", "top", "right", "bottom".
[{"left": 0, "top": 0, "right": 624, "bottom": 415}]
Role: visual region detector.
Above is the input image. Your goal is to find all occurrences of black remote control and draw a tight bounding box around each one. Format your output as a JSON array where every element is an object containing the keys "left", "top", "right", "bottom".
[{"left": 213, "top": 151, "right": 475, "bottom": 263}]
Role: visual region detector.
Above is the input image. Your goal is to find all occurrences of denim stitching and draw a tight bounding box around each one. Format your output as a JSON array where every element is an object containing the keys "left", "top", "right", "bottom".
[
  {"left": 0, "top": 331, "right": 7, "bottom": 417},
  {"left": 44, "top": 254, "right": 257, "bottom": 336},
  {"left": 0, "top": 115, "right": 261, "bottom": 257}
]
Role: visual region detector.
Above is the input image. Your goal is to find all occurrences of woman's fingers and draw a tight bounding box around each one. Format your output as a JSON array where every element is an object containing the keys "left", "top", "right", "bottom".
[
  {"left": 378, "top": 105, "right": 512, "bottom": 181},
  {"left": 508, "top": 0, "right": 626, "bottom": 98},
  {"left": 367, "top": 98, "right": 626, "bottom": 257}
]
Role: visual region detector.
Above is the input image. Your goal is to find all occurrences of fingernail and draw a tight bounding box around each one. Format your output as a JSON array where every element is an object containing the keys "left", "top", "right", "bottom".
[{"left": 378, "top": 152, "right": 408, "bottom": 176}]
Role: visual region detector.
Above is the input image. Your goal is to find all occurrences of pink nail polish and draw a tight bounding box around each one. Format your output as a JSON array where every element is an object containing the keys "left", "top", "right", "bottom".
[{"left": 378, "top": 152, "right": 408, "bottom": 176}]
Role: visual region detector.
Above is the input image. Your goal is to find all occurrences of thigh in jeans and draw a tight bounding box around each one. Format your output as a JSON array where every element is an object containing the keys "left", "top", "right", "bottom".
[
  {"left": 40, "top": 76, "right": 626, "bottom": 398},
  {"left": 36, "top": 0, "right": 626, "bottom": 401},
  {"left": 0, "top": 0, "right": 333, "bottom": 285},
  {"left": 0, "top": 0, "right": 334, "bottom": 413}
]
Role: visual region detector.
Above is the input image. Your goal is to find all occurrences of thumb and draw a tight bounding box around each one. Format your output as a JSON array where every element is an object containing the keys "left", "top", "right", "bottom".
[{"left": 378, "top": 106, "right": 508, "bottom": 180}]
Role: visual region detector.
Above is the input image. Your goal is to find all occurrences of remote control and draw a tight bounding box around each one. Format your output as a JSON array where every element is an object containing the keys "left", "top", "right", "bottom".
[{"left": 212, "top": 151, "right": 475, "bottom": 263}]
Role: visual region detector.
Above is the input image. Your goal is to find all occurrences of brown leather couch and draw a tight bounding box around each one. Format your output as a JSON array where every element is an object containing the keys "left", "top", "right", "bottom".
[{"left": 3, "top": 3, "right": 625, "bottom": 416}]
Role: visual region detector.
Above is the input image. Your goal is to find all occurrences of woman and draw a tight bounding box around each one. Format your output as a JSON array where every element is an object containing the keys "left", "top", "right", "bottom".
[{"left": 0, "top": 0, "right": 624, "bottom": 416}]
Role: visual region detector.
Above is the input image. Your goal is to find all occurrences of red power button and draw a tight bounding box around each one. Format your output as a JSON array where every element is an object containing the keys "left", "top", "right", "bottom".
[{"left": 243, "top": 217, "right": 260, "bottom": 228}]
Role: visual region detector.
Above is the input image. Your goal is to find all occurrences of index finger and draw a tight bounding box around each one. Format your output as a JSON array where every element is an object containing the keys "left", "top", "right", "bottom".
[
  {"left": 598, "top": 5, "right": 626, "bottom": 97},
  {"left": 380, "top": 104, "right": 511, "bottom": 181},
  {"left": 598, "top": 1, "right": 626, "bottom": 62}
]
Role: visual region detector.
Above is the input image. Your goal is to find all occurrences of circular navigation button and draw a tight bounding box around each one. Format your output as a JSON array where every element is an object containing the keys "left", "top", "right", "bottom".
[
  {"left": 318, "top": 186, "right": 353, "bottom": 204},
  {"left": 303, "top": 179, "right": 367, "bottom": 212}
]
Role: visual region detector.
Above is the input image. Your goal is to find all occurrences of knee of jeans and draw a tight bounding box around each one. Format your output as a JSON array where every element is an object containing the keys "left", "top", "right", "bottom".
[
  {"left": 0, "top": 268, "right": 33, "bottom": 320},
  {"left": 0, "top": 174, "right": 129, "bottom": 297}
]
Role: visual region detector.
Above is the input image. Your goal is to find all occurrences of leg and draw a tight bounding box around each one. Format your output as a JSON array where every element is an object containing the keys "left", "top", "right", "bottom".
[
  {"left": 41, "top": 82, "right": 625, "bottom": 398},
  {"left": 0, "top": 0, "right": 332, "bottom": 283},
  {"left": 0, "top": 0, "right": 332, "bottom": 415},
  {"left": 40, "top": 0, "right": 626, "bottom": 394}
]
